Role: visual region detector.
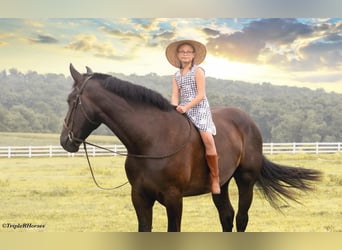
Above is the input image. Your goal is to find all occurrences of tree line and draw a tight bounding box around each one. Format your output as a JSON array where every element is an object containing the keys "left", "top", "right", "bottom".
[{"left": 0, "top": 68, "right": 341, "bottom": 142}]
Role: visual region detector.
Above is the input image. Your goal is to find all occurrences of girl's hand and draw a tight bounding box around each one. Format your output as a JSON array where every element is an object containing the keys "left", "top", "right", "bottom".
[{"left": 176, "top": 105, "right": 188, "bottom": 114}]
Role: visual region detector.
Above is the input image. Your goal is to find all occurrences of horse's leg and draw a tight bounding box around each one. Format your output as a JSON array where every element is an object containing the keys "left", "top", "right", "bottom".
[
  {"left": 234, "top": 170, "right": 256, "bottom": 232},
  {"left": 131, "top": 188, "right": 155, "bottom": 232},
  {"left": 164, "top": 190, "right": 183, "bottom": 232},
  {"left": 212, "top": 181, "right": 235, "bottom": 232}
]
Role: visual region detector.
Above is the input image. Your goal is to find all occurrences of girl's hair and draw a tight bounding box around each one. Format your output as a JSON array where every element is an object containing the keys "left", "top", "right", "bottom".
[{"left": 176, "top": 43, "right": 196, "bottom": 69}]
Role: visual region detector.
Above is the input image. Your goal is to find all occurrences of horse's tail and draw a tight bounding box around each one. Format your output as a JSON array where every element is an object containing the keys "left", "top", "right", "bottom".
[{"left": 256, "top": 155, "right": 322, "bottom": 210}]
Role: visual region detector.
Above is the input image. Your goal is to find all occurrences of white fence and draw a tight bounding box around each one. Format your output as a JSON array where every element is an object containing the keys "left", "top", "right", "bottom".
[
  {"left": 1, "top": 142, "right": 342, "bottom": 158},
  {"left": 263, "top": 142, "right": 342, "bottom": 154},
  {"left": 0, "top": 145, "right": 127, "bottom": 158}
]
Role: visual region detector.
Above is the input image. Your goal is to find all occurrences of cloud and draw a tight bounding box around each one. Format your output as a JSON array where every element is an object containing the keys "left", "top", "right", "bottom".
[
  {"left": 206, "top": 19, "right": 313, "bottom": 62},
  {"left": 205, "top": 18, "right": 341, "bottom": 71},
  {"left": 298, "top": 40, "right": 342, "bottom": 70},
  {"left": 65, "top": 34, "right": 136, "bottom": 60},
  {"left": 247, "top": 18, "right": 313, "bottom": 44},
  {"left": 24, "top": 20, "right": 45, "bottom": 29},
  {"left": 66, "top": 34, "right": 114, "bottom": 56},
  {"left": 202, "top": 27, "right": 221, "bottom": 37},
  {"left": 129, "top": 18, "right": 161, "bottom": 31},
  {"left": 29, "top": 34, "right": 58, "bottom": 44},
  {"left": 99, "top": 19, "right": 179, "bottom": 49},
  {"left": 155, "top": 31, "right": 175, "bottom": 40},
  {"left": 99, "top": 26, "right": 143, "bottom": 41},
  {"left": 0, "top": 32, "right": 15, "bottom": 46}
]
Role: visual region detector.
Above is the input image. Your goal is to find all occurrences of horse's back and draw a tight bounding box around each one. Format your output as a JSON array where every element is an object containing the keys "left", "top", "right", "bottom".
[{"left": 212, "top": 106, "right": 262, "bottom": 146}]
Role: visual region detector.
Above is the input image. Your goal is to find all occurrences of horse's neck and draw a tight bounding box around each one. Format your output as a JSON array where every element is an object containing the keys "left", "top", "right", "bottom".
[{"left": 99, "top": 96, "right": 185, "bottom": 154}]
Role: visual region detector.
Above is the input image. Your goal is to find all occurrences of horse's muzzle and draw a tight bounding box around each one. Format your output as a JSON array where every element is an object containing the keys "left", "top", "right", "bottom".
[{"left": 60, "top": 132, "right": 82, "bottom": 153}]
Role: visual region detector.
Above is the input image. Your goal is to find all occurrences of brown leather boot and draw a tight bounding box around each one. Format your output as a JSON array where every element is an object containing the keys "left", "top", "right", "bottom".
[{"left": 206, "top": 154, "right": 221, "bottom": 194}]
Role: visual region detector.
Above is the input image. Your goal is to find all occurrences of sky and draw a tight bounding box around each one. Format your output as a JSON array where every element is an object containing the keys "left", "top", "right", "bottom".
[{"left": 0, "top": 18, "right": 341, "bottom": 91}]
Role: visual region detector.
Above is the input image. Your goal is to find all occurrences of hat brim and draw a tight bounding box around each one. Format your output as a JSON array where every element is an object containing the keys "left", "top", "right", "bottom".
[{"left": 165, "top": 40, "right": 207, "bottom": 68}]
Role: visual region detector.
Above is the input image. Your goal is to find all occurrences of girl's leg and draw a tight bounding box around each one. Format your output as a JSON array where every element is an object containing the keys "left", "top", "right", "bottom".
[
  {"left": 200, "top": 131, "right": 220, "bottom": 194},
  {"left": 199, "top": 131, "right": 217, "bottom": 155}
]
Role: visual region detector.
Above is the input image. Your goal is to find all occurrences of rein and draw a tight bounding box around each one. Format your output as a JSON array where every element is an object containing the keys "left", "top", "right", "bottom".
[
  {"left": 64, "top": 74, "right": 193, "bottom": 190},
  {"left": 83, "top": 141, "right": 129, "bottom": 190}
]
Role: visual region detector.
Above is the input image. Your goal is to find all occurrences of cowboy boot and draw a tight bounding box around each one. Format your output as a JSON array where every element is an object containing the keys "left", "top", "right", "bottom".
[{"left": 206, "top": 154, "right": 221, "bottom": 194}]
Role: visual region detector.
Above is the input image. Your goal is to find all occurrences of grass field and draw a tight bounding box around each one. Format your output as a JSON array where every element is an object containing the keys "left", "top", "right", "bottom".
[{"left": 0, "top": 152, "right": 341, "bottom": 232}]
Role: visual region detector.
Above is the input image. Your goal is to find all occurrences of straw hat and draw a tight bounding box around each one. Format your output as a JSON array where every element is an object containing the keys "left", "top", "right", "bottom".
[{"left": 165, "top": 40, "right": 207, "bottom": 68}]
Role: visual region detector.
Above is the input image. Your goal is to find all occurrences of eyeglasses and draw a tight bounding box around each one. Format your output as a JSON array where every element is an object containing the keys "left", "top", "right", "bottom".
[{"left": 177, "top": 50, "right": 194, "bottom": 55}]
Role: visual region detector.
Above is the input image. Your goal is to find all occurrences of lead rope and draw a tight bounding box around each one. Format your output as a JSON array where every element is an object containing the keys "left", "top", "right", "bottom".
[{"left": 83, "top": 141, "right": 128, "bottom": 190}]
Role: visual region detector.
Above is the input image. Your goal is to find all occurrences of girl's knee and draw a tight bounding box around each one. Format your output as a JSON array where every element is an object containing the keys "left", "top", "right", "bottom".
[{"left": 200, "top": 132, "right": 217, "bottom": 153}]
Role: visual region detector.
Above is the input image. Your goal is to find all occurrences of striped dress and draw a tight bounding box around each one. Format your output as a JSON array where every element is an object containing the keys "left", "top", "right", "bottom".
[{"left": 174, "top": 65, "right": 216, "bottom": 135}]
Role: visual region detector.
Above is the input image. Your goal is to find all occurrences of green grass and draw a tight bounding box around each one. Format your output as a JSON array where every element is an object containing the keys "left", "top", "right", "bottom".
[{"left": 0, "top": 153, "right": 341, "bottom": 232}]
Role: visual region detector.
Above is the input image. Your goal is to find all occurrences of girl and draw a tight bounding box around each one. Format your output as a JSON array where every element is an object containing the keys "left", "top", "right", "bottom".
[{"left": 165, "top": 40, "right": 220, "bottom": 194}]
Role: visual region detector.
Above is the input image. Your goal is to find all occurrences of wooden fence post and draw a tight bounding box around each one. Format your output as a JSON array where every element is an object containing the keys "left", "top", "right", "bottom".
[
  {"left": 292, "top": 142, "right": 296, "bottom": 153},
  {"left": 316, "top": 142, "right": 319, "bottom": 154}
]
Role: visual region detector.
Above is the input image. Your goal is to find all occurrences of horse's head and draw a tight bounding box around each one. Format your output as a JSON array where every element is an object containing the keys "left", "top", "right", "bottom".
[{"left": 60, "top": 64, "right": 100, "bottom": 152}]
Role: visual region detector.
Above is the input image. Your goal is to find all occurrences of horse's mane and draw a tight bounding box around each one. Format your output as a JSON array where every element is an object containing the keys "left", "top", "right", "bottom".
[{"left": 92, "top": 73, "right": 173, "bottom": 111}]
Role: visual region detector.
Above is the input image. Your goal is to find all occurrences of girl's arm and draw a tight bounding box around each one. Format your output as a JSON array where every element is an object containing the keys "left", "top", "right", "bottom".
[{"left": 171, "top": 77, "right": 179, "bottom": 106}]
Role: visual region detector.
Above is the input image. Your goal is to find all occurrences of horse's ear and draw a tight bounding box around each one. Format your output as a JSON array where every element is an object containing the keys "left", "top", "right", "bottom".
[
  {"left": 69, "top": 63, "right": 83, "bottom": 83},
  {"left": 86, "top": 66, "right": 93, "bottom": 75}
]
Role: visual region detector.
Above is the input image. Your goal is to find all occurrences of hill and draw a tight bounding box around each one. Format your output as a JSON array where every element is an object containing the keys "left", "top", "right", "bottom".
[{"left": 1, "top": 68, "right": 342, "bottom": 142}]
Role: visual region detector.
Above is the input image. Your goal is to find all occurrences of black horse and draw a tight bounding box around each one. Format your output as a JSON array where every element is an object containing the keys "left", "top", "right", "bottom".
[{"left": 60, "top": 64, "right": 321, "bottom": 232}]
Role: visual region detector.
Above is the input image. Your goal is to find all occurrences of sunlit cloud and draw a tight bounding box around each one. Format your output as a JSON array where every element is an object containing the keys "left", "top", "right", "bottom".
[
  {"left": 24, "top": 19, "right": 45, "bottom": 29},
  {"left": 66, "top": 34, "right": 115, "bottom": 57},
  {"left": 99, "top": 26, "right": 144, "bottom": 40},
  {"left": 0, "top": 32, "right": 15, "bottom": 39}
]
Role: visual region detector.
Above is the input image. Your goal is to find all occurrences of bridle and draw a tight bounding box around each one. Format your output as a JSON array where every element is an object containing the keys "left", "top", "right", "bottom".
[
  {"left": 63, "top": 74, "right": 99, "bottom": 145},
  {"left": 63, "top": 74, "right": 193, "bottom": 190}
]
